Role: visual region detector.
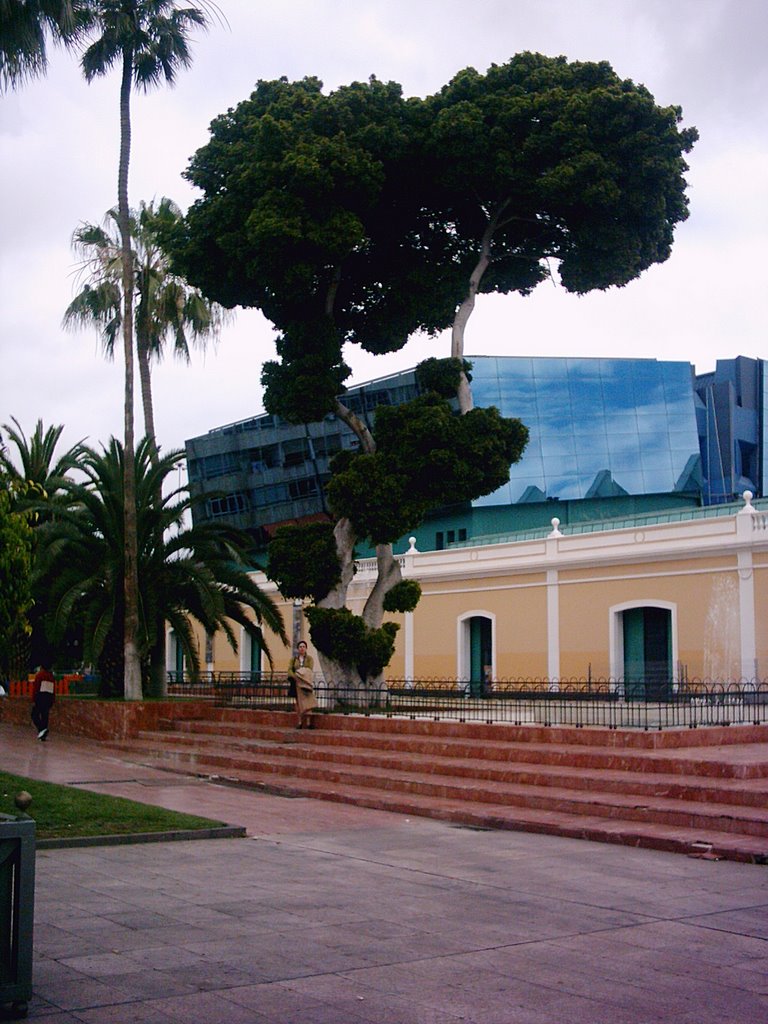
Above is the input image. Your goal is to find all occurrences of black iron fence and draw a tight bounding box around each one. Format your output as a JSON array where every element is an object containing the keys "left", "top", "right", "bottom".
[
  {"left": 167, "top": 671, "right": 290, "bottom": 704},
  {"left": 167, "top": 672, "right": 768, "bottom": 730}
]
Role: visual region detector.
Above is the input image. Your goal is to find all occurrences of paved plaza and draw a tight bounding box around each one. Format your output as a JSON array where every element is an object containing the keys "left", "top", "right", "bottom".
[{"left": 2, "top": 723, "right": 767, "bottom": 1023}]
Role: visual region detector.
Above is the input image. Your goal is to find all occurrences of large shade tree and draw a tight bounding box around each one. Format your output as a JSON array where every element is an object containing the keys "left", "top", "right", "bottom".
[
  {"left": 164, "top": 55, "right": 698, "bottom": 691},
  {"left": 78, "top": 0, "right": 214, "bottom": 699},
  {"left": 422, "top": 54, "right": 698, "bottom": 410},
  {"left": 34, "top": 437, "right": 287, "bottom": 695}
]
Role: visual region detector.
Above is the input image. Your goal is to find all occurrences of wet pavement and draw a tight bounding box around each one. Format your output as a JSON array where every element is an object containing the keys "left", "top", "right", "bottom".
[{"left": 2, "top": 722, "right": 767, "bottom": 1023}]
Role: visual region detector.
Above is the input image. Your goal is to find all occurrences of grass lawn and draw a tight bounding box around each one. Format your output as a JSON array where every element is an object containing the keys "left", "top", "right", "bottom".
[{"left": 0, "top": 771, "right": 228, "bottom": 841}]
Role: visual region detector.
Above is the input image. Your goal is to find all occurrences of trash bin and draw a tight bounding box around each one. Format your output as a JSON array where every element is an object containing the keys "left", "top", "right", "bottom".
[{"left": 0, "top": 812, "right": 35, "bottom": 1019}]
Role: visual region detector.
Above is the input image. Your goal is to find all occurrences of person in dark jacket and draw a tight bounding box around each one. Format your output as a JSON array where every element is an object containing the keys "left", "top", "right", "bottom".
[{"left": 31, "top": 664, "right": 55, "bottom": 740}]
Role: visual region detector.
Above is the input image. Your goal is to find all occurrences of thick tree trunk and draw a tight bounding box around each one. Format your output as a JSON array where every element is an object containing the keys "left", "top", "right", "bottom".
[
  {"left": 315, "top": 515, "right": 362, "bottom": 695},
  {"left": 362, "top": 544, "right": 402, "bottom": 629},
  {"left": 312, "top": 399, "right": 404, "bottom": 698},
  {"left": 451, "top": 202, "right": 509, "bottom": 414},
  {"left": 118, "top": 49, "right": 143, "bottom": 701}
]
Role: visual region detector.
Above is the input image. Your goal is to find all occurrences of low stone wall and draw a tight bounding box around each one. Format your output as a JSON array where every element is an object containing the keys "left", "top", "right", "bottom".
[{"left": 0, "top": 697, "right": 213, "bottom": 740}]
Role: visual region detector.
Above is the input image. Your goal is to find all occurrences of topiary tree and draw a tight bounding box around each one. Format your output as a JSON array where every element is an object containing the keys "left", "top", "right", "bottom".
[{"left": 171, "top": 55, "right": 695, "bottom": 694}]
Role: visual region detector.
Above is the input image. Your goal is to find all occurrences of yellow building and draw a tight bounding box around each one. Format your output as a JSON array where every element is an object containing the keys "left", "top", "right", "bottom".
[{"left": 172, "top": 495, "right": 768, "bottom": 692}]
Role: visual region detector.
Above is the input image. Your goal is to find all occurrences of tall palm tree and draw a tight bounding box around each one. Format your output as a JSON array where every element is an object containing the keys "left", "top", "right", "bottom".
[
  {"left": 0, "top": 418, "right": 85, "bottom": 670},
  {"left": 35, "top": 436, "right": 287, "bottom": 696},
  {"left": 78, "top": 1, "right": 214, "bottom": 699},
  {"left": 0, "top": 0, "right": 91, "bottom": 90},
  {"left": 64, "top": 198, "right": 229, "bottom": 464},
  {"left": 64, "top": 197, "right": 228, "bottom": 695}
]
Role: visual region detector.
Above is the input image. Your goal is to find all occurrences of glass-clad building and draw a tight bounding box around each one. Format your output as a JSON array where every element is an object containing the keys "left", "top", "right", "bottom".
[
  {"left": 470, "top": 357, "right": 702, "bottom": 506},
  {"left": 185, "top": 355, "right": 765, "bottom": 552},
  {"left": 694, "top": 355, "right": 766, "bottom": 504}
]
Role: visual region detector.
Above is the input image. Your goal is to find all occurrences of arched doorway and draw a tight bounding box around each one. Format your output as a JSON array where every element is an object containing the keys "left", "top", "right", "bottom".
[
  {"left": 167, "top": 629, "right": 185, "bottom": 682},
  {"left": 618, "top": 605, "right": 674, "bottom": 699},
  {"left": 459, "top": 613, "right": 494, "bottom": 696},
  {"left": 240, "top": 626, "right": 263, "bottom": 679}
]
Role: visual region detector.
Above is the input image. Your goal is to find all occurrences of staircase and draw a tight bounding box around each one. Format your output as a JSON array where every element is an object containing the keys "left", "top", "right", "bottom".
[{"left": 113, "top": 708, "right": 768, "bottom": 863}]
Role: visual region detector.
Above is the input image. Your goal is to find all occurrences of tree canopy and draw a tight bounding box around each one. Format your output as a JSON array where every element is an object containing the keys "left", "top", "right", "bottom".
[
  {"left": 172, "top": 54, "right": 697, "bottom": 421},
  {"left": 169, "top": 53, "right": 696, "bottom": 691}
]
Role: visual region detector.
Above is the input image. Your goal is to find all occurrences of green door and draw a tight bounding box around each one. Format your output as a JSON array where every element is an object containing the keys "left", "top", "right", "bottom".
[
  {"left": 623, "top": 607, "right": 672, "bottom": 700},
  {"left": 169, "top": 631, "right": 184, "bottom": 681},
  {"left": 469, "top": 617, "right": 492, "bottom": 696},
  {"left": 250, "top": 627, "right": 263, "bottom": 681}
]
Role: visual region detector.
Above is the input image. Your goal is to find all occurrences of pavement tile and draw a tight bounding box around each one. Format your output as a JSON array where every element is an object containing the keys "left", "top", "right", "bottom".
[
  {"left": 56, "top": 952, "right": 139, "bottom": 978},
  {"left": 27, "top": 975, "right": 136, "bottom": 1013},
  {"left": 218, "top": 979, "right": 334, "bottom": 1016},
  {"left": 142, "top": 991, "right": 270, "bottom": 1023},
  {"left": 74, "top": 1003, "right": 177, "bottom": 1023}
]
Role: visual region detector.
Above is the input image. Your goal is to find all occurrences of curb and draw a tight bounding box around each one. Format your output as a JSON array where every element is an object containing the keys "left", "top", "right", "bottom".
[{"left": 36, "top": 824, "right": 247, "bottom": 849}]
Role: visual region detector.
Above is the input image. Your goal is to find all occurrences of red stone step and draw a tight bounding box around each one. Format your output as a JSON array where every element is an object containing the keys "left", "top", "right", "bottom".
[
  {"left": 111, "top": 741, "right": 768, "bottom": 864},
  {"left": 132, "top": 727, "right": 768, "bottom": 809},
  {"left": 145, "top": 717, "right": 768, "bottom": 780},
  {"left": 107, "top": 710, "right": 768, "bottom": 864},
  {"left": 116, "top": 736, "right": 768, "bottom": 839},
  {"left": 197, "top": 710, "right": 768, "bottom": 750}
]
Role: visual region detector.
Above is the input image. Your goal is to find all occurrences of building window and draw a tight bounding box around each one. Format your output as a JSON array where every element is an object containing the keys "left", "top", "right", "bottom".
[
  {"left": 288, "top": 477, "right": 318, "bottom": 499},
  {"left": 207, "top": 492, "right": 247, "bottom": 518},
  {"left": 282, "top": 438, "right": 310, "bottom": 467},
  {"left": 200, "top": 451, "right": 240, "bottom": 479}
]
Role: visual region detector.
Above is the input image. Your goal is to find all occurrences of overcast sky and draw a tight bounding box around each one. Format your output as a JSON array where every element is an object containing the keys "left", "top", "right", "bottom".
[{"left": 1, "top": 0, "right": 766, "bottom": 462}]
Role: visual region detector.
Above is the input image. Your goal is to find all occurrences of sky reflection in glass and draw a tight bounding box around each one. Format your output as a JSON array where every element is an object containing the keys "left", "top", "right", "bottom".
[{"left": 469, "top": 356, "right": 701, "bottom": 504}]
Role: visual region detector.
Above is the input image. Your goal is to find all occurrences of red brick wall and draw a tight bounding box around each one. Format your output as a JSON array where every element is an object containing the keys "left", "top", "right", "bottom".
[{"left": 0, "top": 697, "right": 214, "bottom": 740}]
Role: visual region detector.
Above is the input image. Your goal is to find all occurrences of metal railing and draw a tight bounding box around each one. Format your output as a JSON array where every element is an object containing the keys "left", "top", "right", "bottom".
[
  {"left": 168, "top": 671, "right": 292, "bottom": 706},
  {"left": 326, "top": 678, "right": 768, "bottom": 730},
  {"left": 169, "top": 671, "right": 768, "bottom": 730}
]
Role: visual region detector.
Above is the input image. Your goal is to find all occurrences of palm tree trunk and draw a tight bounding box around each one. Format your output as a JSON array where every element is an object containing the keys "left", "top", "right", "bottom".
[
  {"left": 117, "top": 47, "right": 142, "bottom": 701},
  {"left": 136, "top": 335, "right": 168, "bottom": 697},
  {"left": 137, "top": 339, "right": 158, "bottom": 464}
]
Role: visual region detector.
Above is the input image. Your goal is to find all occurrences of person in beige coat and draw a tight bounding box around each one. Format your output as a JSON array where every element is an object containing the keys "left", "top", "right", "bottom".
[{"left": 287, "top": 641, "right": 317, "bottom": 729}]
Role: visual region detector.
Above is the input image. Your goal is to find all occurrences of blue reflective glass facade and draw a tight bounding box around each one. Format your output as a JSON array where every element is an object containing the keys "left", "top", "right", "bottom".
[
  {"left": 185, "top": 354, "right": 765, "bottom": 550},
  {"left": 470, "top": 357, "right": 702, "bottom": 506}
]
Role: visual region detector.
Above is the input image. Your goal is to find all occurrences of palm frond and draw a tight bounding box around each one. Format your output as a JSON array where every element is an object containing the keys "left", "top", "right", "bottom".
[{"left": 33, "top": 433, "right": 286, "bottom": 692}]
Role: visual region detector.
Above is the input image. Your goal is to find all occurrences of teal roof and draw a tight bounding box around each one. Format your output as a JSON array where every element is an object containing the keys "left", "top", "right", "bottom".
[{"left": 452, "top": 496, "right": 768, "bottom": 547}]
